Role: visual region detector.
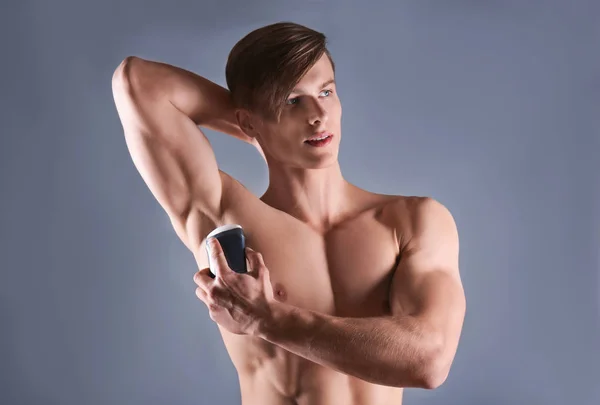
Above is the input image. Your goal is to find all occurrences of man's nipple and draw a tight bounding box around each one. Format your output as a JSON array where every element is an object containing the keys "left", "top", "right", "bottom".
[{"left": 273, "top": 282, "right": 287, "bottom": 302}]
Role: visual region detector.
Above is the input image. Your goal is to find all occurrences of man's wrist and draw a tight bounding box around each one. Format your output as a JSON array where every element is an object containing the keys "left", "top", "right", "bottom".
[
  {"left": 256, "top": 300, "right": 311, "bottom": 342},
  {"left": 255, "top": 300, "right": 288, "bottom": 340}
]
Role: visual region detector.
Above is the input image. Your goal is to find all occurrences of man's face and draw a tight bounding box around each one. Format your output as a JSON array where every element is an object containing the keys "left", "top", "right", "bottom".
[{"left": 250, "top": 54, "right": 342, "bottom": 169}]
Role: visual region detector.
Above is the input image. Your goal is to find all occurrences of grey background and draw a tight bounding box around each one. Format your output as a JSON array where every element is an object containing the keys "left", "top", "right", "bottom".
[{"left": 1, "top": 0, "right": 598, "bottom": 404}]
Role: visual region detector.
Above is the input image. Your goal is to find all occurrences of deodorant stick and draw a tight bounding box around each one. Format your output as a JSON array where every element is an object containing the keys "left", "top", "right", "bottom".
[{"left": 206, "top": 224, "right": 247, "bottom": 278}]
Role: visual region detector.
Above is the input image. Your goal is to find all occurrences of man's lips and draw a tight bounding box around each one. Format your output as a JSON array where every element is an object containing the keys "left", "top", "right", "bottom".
[{"left": 305, "top": 131, "right": 333, "bottom": 142}]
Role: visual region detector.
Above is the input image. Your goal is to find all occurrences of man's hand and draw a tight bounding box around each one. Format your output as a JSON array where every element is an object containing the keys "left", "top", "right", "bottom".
[{"left": 193, "top": 239, "right": 277, "bottom": 335}]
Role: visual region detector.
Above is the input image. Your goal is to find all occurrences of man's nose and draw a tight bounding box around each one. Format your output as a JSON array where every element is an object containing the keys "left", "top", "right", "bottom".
[{"left": 307, "top": 98, "right": 328, "bottom": 126}]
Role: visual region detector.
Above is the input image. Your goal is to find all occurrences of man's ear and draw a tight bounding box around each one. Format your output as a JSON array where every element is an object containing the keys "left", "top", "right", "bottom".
[{"left": 235, "top": 109, "right": 258, "bottom": 138}]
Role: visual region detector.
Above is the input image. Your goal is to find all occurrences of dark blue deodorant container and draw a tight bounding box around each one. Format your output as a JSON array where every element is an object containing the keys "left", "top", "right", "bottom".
[{"left": 206, "top": 224, "right": 247, "bottom": 277}]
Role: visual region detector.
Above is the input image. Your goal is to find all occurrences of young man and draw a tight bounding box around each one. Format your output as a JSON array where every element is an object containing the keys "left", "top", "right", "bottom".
[{"left": 112, "top": 22, "right": 465, "bottom": 405}]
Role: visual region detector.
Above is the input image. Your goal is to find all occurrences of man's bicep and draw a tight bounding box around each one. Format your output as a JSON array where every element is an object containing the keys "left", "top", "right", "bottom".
[
  {"left": 389, "top": 198, "right": 465, "bottom": 368},
  {"left": 389, "top": 248, "right": 463, "bottom": 322}
]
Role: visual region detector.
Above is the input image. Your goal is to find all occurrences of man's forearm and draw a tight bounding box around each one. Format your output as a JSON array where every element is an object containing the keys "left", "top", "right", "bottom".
[
  {"left": 124, "top": 56, "right": 264, "bottom": 157},
  {"left": 257, "top": 302, "right": 441, "bottom": 388}
]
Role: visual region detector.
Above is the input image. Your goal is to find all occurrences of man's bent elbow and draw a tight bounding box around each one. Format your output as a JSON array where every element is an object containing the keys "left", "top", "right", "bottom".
[
  {"left": 111, "top": 56, "right": 147, "bottom": 95},
  {"left": 420, "top": 370, "right": 447, "bottom": 390},
  {"left": 420, "top": 356, "right": 450, "bottom": 390}
]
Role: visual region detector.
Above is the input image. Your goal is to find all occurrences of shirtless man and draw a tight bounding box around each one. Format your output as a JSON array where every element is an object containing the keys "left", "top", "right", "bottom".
[{"left": 111, "top": 22, "right": 466, "bottom": 405}]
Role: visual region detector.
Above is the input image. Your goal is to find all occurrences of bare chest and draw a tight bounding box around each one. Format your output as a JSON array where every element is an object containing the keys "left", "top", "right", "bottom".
[
  {"left": 226, "top": 199, "right": 401, "bottom": 318},
  {"left": 207, "top": 193, "right": 405, "bottom": 399}
]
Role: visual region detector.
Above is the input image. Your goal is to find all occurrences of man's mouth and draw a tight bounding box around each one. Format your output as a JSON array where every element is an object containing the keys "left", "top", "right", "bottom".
[
  {"left": 305, "top": 131, "right": 333, "bottom": 142},
  {"left": 304, "top": 131, "right": 333, "bottom": 147}
]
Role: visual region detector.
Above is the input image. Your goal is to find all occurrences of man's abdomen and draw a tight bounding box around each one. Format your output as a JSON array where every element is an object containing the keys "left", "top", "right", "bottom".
[{"left": 237, "top": 354, "right": 403, "bottom": 405}]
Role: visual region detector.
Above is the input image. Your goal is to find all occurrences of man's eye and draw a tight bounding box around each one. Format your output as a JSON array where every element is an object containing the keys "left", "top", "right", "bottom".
[
  {"left": 320, "top": 89, "right": 332, "bottom": 97},
  {"left": 286, "top": 97, "right": 299, "bottom": 105}
]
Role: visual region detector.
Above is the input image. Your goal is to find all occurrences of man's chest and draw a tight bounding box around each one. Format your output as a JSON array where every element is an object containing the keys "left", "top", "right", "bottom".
[{"left": 228, "top": 203, "right": 401, "bottom": 317}]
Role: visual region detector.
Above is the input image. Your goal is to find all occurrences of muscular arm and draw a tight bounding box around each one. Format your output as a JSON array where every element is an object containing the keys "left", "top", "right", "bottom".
[
  {"left": 258, "top": 198, "right": 466, "bottom": 389},
  {"left": 122, "top": 57, "right": 265, "bottom": 160},
  {"left": 261, "top": 305, "right": 436, "bottom": 388},
  {"left": 112, "top": 57, "right": 265, "bottom": 249}
]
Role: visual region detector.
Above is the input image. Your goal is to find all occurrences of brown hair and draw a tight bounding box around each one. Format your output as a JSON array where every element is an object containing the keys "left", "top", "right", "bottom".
[{"left": 225, "top": 21, "right": 335, "bottom": 121}]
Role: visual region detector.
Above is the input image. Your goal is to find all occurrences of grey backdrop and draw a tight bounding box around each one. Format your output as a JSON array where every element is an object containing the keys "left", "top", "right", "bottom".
[{"left": 1, "top": 1, "right": 598, "bottom": 404}]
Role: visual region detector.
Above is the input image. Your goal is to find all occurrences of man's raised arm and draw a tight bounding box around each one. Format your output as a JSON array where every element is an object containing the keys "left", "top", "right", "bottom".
[{"left": 111, "top": 57, "right": 262, "bottom": 250}]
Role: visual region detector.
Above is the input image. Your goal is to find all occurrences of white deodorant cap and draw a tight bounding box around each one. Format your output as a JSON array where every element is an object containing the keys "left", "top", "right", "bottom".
[{"left": 207, "top": 224, "right": 242, "bottom": 239}]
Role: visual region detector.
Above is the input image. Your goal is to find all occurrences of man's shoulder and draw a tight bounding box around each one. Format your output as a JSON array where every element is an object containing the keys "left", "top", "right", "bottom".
[
  {"left": 348, "top": 187, "right": 455, "bottom": 233},
  {"left": 384, "top": 195, "right": 456, "bottom": 244},
  {"left": 385, "top": 194, "right": 438, "bottom": 217},
  {"left": 392, "top": 195, "right": 450, "bottom": 215},
  {"left": 360, "top": 192, "right": 434, "bottom": 222}
]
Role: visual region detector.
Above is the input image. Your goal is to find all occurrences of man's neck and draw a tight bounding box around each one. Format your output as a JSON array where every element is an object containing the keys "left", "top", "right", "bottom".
[{"left": 260, "top": 161, "right": 358, "bottom": 233}]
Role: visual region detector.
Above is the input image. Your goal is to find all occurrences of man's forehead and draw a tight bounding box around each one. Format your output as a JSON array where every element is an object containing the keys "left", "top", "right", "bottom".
[{"left": 289, "top": 54, "right": 335, "bottom": 91}]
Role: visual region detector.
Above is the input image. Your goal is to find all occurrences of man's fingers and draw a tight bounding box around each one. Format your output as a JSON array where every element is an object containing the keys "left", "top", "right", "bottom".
[
  {"left": 194, "top": 267, "right": 214, "bottom": 289},
  {"left": 195, "top": 286, "right": 221, "bottom": 313},
  {"left": 245, "top": 247, "right": 258, "bottom": 276},
  {"left": 194, "top": 268, "right": 219, "bottom": 307},
  {"left": 195, "top": 286, "right": 208, "bottom": 303},
  {"left": 246, "top": 247, "right": 267, "bottom": 279},
  {"left": 207, "top": 238, "right": 233, "bottom": 277}
]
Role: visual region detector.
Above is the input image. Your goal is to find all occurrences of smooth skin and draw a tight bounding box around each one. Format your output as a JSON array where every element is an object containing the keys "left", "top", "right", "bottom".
[{"left": 112, "top": 52, "right": 466, "bottom": 405}]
